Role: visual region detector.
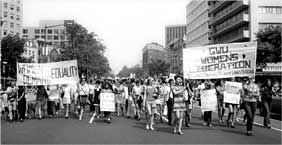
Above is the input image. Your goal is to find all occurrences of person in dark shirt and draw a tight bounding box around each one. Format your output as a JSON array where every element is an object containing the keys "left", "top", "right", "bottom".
[
  {"left": 17, "top": 86, "right": 26, "bottom": 122},
  {"left": 261, "top": 79, "right": 273, "bottom": 128}
]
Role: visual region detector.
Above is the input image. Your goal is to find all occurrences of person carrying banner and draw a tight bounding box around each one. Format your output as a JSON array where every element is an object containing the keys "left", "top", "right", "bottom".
[
  {"left": 215, "top": 79, "right": 225, "bottom": 123},
  {"left": 62, "top": 84, "right": 72, "bottom": 119},
  {"left": 242, "top": 76, "right": 260, "bottom": 136},
  {"left": 132, "top": 80, "right": 143, "bottom": 120},
  {"left": 17, "top": 86, "right": 26, "bottom": 122},
  {"left": 143, "top": 78, "right": 158, "bottom": 130},
  {"left": 171, "top": 76, "right": 186, "bottom": 135},
  {"left": 36, "top": 85, "right": 48, "bottom": 120},
  {"left": 77, "top": 78, "right": 90, "bottom": 120}
]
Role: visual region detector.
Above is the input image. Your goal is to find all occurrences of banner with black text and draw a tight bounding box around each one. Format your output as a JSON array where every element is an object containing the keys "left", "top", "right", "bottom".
[
  {"left": 183, "top": 42, "right": 257, "bottom": 79},
  {"left": 17, "top": 60, "right": 79, "bottom": 86}
]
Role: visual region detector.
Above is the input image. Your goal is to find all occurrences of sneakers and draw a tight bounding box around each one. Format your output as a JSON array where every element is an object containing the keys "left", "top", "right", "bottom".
[
  {"left": 146, "top": 124, "right": 150, "bottom": 130},
  {"left": 202, "top": 122, "right": 208, "bottom": 126},
  {"left": 79, "top": 116, "right": 82, "bottom": 120},
  {"left": 150, "top": 126, "right": 155, "bottom": 131},
  {"left": 246, "top": 131, "right": 253, "bottom": 136}
]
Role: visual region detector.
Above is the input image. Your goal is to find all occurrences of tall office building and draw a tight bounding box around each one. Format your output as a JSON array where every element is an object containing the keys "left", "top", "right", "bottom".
[
  {"left": 165, "top": 24, "right": 187, "bottom": 47},
  {"left": 142, "top": 42, "right": 166, "bottom": 72},
  {"left": 0, "top": 0, "right": 23, "bottom": 36},
  {"left": 209, "top": 0, "right": 282, "bottom": 44},
  {"left": 185, "top": 0, "right": 211, "bottom": 48},
  {"left": 22, "top": 20, "right": 74, "bottom": 47}
]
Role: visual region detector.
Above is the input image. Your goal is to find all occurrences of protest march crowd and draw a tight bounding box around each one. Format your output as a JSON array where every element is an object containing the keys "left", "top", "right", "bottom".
[{"left": 0, "top": 75, "right": 281, "bottom": 136}]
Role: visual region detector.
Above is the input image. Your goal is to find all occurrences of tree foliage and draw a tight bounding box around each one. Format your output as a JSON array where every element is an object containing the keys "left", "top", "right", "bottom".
[
  {"left": 61, "top": 23, "right": 111, "bottom": 78},
  {"left": 118, "top": 65, "right": 145, "bottom": 78},
  {"left": 1, "top": 35, "right": 29, "bottom": 78},
  {"left": 147, "top": 59, "right": 170, "bottom": 76},
  {"left": 256, "top": 26, "right": 281, "bottom": 65}
]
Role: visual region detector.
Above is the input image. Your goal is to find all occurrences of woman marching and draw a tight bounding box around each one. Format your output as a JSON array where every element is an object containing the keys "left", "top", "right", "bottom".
[
  {"left": 171, "top": 76, "right": 186, "bottom": 135},
  {"left": 132, "top": 80, "right": 143, "bottom": 120},
  {"left": 215, "top": 79, "right": 225, "bottom": 123},
  {"left": 226, "top": 77, "right": 239, "bottom": 128},
  {"left": 77, "top": 78, "right": 90, "bottom": 120},
  {"left": 143, "top": 78, "right": 158, "bottom": 130},
  {"left": 36, "top": 85, "right": 48, "bottom": 120},
  {"left": 184, "top": 79, "right": 194, "bottom": 127},
  {"left": 62, "top": 84, "right": 72, "bottom": 119},
  {"left": 89, "top": 80, "right": 102, "bottom": 124},
  {"left": 17, "top": 86, "right": 26, "bottom": 122},
  {"left": 101, "top": 80, "right": 114, "bottom": 124}
]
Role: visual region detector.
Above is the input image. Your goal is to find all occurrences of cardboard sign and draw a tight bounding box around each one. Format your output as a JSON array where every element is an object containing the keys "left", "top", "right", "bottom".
[
  {"left": 100, "top": 92, "right": 115, "bottom": 112},
  {"left": 200, "top": 89, "right": 217, "bottom": 112},
  {"left": 25, "top": 88, "right": 37, "bottom": 102},
  {"left": 183, "top": 42, "right": 257, "bottom": 79},
  {"left": 224, "top": 81, "right": 242, "bottom": 104}
]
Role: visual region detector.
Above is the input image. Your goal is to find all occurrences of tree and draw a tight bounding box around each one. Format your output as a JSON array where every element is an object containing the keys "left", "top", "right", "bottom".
[
  {"left": 256, "top": 26, "right": 281, "bottom": 66},
  {"left": 1, "top": 35, "right": 28, "bottom": 78},
  {"left": 147, "top": 59, "right": 170, "bottom": 76},
  {"left": 61, "top": 23, "right": 111, "bottom": 78},
  {"left": 118, "top": 65, "right": 145, "bottom": 78}
]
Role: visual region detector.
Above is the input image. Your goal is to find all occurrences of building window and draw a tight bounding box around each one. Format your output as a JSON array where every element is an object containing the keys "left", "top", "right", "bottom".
[
  {"left": 34, "top": 29, "right": 40, "bottom": 34},
  {"left": 47, "top": 36, "right": 53, "bottom": 40},
  {"left": 35, "top": 35, "right": 40, "bottom": 39},
  {"left": 41, "top": 29, "right": 46, "bottom": 34},
  {"left": 60, "top": 35, "right": 65, "bottom": 40},
  {"left": 259, "top": 6, "right": 282, "bottom": 14},
  {"left": 16, "top": 15, "right": 20, "bottom": 21},
  {"left": 4, "top": 3, "right": 8, "bottom": 8},
  {"left": 10, "top": 23, "right": 14, "bottom": 28},
  {"left": 41, "top": 36, "right": 46, "bottom": 39},
  {"left": 10, "top": 5, "right": 14, "bottom": 10},
  {"left": 54, "top": 36, "right": 59, "bottom": 40},
  {"left": 10, "top": 14, "right": 14, "bottom": 19},
  {"left": 4, "top": 30, "right": 8, "bottom": 36},
  {"left": 60, "top": 29, "right": 65, "bottom": 34},
  {"left": 54, "top": 29, "right": 59, "bottom": 34},
  {"left": 23, "top": 29, "right": 28, "bottom": 34},
  {"left": 3, "top": 21, "right": 8, "bottom": 27},
  {"left": 23, "top": 35, "right": 28, "bottom": 38},
  {"left": 29, "top": 50, "right": 31, "bottom": 56},
  {"left": 16, "top": 24, "right": 20, "bottom": 29},
  {"left": 17, "top": 7, "right": 20, "bottom": 12},
  {"left": 47, "top": 29, "right": 53, "bottom": 34},
  {"left": 259, "top": 23, "right": 282, "bottom": 30},
  {"left": 4, "top": 12, "right": 8, "bottom": 17}
]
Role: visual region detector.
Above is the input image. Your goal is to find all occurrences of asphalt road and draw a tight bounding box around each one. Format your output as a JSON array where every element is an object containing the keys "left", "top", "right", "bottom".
[{"left": 1, "top": 107, "right": 281, "bottom": 144}]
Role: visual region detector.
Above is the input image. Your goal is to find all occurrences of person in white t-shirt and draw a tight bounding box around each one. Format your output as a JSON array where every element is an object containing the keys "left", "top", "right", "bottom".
[
  {"left": 132, "top": 80, "right": 143, "bottom": 120},
  {"left": 88, "top": 80, "right": 95, "bottom": 113},
  {"left": 62, "top": 84, "right": 72, "bottom": 119},
  {"left": 77, "top": 79, "right": 90, "bottom": 120}
]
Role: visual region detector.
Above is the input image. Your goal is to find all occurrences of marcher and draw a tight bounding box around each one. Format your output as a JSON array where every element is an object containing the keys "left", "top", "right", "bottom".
[
  {"left": 17, "top": 86, "right": 26, "bottom": 122},
  {"left": 101, "top": 81, "right": 114, "bottom": 124},
  {"left": 36, "top": 85, "right": 48, "bottom": 120},
  {"left": 77, "top": 78, "right": 90, "bottom": 120},
  {"left": 143, "top": 78, "right": 158, "bottom": 130},
  {"left": 166, "top": 79, "right": 175, "bottom": 126},
  {"left": 184, "top": 79, "right": 194, "bottom": 127},
  {"left": 115, "top": 80, "right": 125, "bottom": 116},
  {"left": 88, "top": 80, "right": 96, "bottom": 114},
  {"left": 242, "top": 77, "right": 260, "bottom": 136},
  {"left": 62, "top": 84, "right": 72, "bottom": 119},
  {"left": 126, "top": 79, "right": 134, "bottom": 118},
  {"left": 215, "top": 79, "right": 225, "bottom": 123},
  {"left": 89, "top": 80, "right": 102, "bottom": 123},
  {"left": 202, "top": 80, "right": 213, "bottom": 127},
  {"left": 171, "top": 76, "right": 186, "bottom": 135},
  {"left": 132, "top": 80, "right": 143, "bottom": 120}
]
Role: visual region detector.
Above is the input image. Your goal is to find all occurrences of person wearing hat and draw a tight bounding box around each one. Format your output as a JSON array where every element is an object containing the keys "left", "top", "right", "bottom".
[
  {"left": 241, "top": 76, "right": 260, "bottom": 136},
  {"left": 77, "top": 78, "right": 90, "bottom": 120}
]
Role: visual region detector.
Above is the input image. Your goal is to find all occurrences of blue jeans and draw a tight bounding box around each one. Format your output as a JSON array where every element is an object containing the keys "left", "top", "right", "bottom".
[
  {"left": 262, "top": 99, "right": 272, "bottom": 126},
  {"left": 243, "top": 101, "right": 257, "bottom": 131}
]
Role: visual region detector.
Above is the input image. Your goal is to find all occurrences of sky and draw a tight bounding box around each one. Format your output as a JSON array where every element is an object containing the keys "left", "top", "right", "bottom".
[{"left": 23, "top": 0, "right": 189, "bottom": 74}]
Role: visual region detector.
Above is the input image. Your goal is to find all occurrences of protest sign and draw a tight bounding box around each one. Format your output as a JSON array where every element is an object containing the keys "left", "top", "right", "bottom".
[
  {"left": 100, "top": 92, "right": 115, "bottom": 112},
  {"left": 183, "top": 42, "right": 257, "bottom": 79},
  {"left": 17, "top": 60, "right": 79, "bottom": 86},
  {"left": 200, "top": 89, "right": 217, "bottom": 112},
  {"left": 224, "top": 81, "right": 242, "bottom": 104},
  {"left": 48, "top": 85, "right": 60, "bottom": 101},
  {"left": 25, "top": 87, "right": 37, "bottom": 102}
]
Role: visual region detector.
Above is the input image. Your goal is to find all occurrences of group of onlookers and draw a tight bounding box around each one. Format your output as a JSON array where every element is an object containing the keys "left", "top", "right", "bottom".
[{"left": 0, "top": 75, "right": 281, "bottom": 136}]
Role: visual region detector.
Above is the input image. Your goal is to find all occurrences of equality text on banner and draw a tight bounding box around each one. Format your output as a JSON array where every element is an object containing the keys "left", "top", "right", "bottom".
[{"left": 17, "top": 60, "right": 79, "bottom": 86}]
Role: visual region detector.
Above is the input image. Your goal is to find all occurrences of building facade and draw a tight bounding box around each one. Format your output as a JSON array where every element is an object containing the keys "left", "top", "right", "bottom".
[
  {"left": 165, "top": 24, "right": 187, "bottom": 47},
  {"left": 23, "top": 39, "right": 39, "bottom": 63},
  {"left": 185, "top": 0, "right": 211, "bottom": 48},
  {"left": 22, "top": 20, "right": 74, "bottom": 47},
  {"left": 0, "top": 0, "right": 23, "bottom": 37},
  {"left": 167, "top": 38, "right": 184, "bottom": 74},
  {"left": 142, "top": 42, "right": 166, "bottom": 72},
  {"left": 209, "top": 0, "right": 282, "bottom": 44}
]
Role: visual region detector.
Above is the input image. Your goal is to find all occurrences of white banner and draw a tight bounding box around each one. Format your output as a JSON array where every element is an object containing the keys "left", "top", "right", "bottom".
[
  {"left": 200, "top": 89, "right": 217, "bottom": 112},
  {"left": 17, "top": 60, "right": 79, "bottom": 86},
  {"left": 224, "top": 81, "right": 242, "bottom": 104},
  {"left": 100, "top": 92, "right": 115, "bottom": 112},
  {"left": 183, "top": 42, "right": 257, "bottom": 79}
]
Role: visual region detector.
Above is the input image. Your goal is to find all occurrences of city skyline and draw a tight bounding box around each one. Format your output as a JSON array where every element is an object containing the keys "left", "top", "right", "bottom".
[{"left": 23, "top": 0, "right": 189, "bottom": 74}]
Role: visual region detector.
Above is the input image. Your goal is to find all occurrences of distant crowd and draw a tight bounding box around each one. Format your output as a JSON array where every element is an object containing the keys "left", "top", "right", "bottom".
[{"left": 0, "top": 75, "right": 281, "bottom": 136}]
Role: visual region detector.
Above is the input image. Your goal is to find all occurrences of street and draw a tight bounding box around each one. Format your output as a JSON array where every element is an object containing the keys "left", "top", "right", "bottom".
[{"left": 1, "top": 106, "right": 281, "bottom": 144}]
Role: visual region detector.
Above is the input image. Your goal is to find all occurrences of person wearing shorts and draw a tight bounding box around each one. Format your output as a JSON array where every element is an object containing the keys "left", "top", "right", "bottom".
[
  {"left": 77, "top": 79, "right": 89, "bottom": 120},
  {"left": 133, "top": 80, "right": 143, "bottom": 120},
  {"left": 143, "top": 78, "right": 158, "bottom": 131},
  {"left": 5, "top": 82, "right": 17, "bottom": 121},
  {"left": 62, "top": 84, "right": 71, "bottom": 119}
]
